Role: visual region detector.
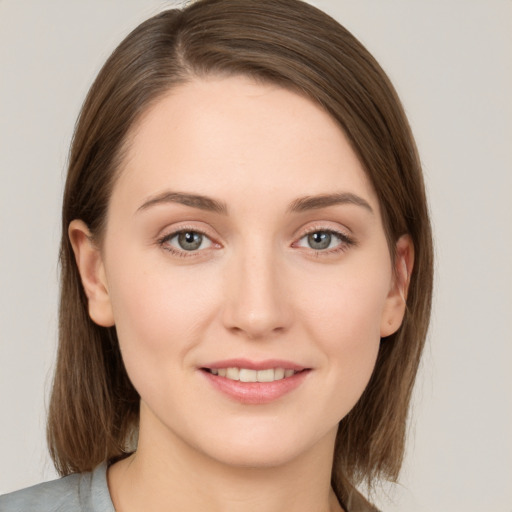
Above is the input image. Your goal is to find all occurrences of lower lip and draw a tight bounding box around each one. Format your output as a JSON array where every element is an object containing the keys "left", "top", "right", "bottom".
[{"left": 201, "top": 370, "right": 310, "bottom": 405}]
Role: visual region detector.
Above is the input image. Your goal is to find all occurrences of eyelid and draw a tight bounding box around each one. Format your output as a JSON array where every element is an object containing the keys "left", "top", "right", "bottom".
[
  {"left": 292, "top": 223, "right": 357, "bottom": 253},
  {"left": 166, "top": 231, "right": 213, "bottom": 251},
  {"left": 294, "top": 222, "right": 354, "bottom": 241},
  {"left": 156, "top": 223, "right": 222, "bottom": 257}
]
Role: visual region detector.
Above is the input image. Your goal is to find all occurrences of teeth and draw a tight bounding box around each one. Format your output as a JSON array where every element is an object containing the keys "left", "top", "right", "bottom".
[
  {"left": 274, "top": 368, "right": 285, "bottom": 380},
  {"left": 256, "top": 369, "right": 274, "bottom": 382},
  {"left": 239, "top": 369, "right": 257, "bottom": 382},
  {"left": 226, "top": 367, "right": 240, "bottom": 380},
  {"left": 209, "top": 367, "right": 299, "bottom": 382}
]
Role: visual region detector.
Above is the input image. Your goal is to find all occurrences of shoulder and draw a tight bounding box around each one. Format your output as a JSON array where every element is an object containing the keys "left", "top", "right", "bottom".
[
  {"left": 0, "top": 463, "right": 114, "bottom": 512},
  {"left": 0, "top": 472, "right": 82, "bottom": 512}
]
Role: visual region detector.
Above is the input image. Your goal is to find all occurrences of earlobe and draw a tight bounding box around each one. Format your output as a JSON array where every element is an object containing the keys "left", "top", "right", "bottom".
[
  {"left": 380, "top": 234, "right": 414, "bottom": 338},
  {"left": 68, "top": 220, "right": 115, "bottom": 327}
]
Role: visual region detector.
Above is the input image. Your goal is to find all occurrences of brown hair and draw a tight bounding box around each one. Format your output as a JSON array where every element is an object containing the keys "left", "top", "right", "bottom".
[{"left": 48, "top": 0, "right": 433, "bottom": 507}]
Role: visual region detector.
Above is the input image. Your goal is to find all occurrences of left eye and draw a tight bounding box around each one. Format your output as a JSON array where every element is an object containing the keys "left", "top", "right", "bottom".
[
  {"left": 296, "top": 230, "right": 344, "bottom": 250},
  {"left": 166, "top": 231, "right": 212, "bottom": 251}
]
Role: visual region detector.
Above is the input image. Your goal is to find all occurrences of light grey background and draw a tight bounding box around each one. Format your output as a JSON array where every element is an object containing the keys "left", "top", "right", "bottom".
[{"left": 1, "top": 1, "right": 511, "bottom": 510}]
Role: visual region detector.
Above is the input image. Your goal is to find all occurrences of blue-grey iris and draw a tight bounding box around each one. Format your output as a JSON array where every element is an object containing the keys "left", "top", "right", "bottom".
[
  {"left": 178, "top": 231, "right": 203, "bottom": 251},
  {"left": 308, "top": 232, "right": 331, "bottom": 250}
]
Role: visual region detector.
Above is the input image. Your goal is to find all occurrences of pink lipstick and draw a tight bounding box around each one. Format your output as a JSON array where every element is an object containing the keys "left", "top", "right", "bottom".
[{"left": 199, "top": 359, "right": 311, "bottom": 405}]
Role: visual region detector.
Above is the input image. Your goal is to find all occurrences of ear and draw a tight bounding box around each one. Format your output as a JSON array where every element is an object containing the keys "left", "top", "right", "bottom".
[
  {"left": 380, "top": 234, "right": 414, "bottom": 338},
  {"left": 68, "top": 220, "right": 115, "bottom": 327}
]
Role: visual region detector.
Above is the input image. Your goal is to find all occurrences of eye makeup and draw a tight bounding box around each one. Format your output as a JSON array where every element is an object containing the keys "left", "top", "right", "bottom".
[
  {"left": 156, "top": 225, "right": 220, "bottom": 258},
  {"left": 155, "top": 221, "right": 357, "bottom": 261},
  {"left": 292, "top": 225, "right": 357, "bottom": 258}
]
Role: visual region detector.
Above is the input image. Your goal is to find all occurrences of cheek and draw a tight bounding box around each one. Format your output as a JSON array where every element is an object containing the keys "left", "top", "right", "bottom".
[
  {"left": 105, "top": 265, "right": 225, "bottom": 426},
  {"left": 298, "top": 263, "right": 390, "bottom": 345},
  {"left": 106, "top": 255, "right": 220, "bottom": 378},
  {"left": 296, "top": 266, "right": 390, "bottom": 407}
]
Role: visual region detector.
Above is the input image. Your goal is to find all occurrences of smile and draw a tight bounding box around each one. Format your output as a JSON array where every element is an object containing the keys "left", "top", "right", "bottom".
[
  {"left": 200, "top": 361, "right": 310, "bottom": 404},
  {"left": 205, "top": 367, "right": 298, "bottom": 382}
]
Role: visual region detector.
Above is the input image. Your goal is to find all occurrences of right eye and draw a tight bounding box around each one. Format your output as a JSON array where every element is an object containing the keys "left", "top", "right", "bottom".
[{"left": 160, "top": 230, "right": 213, "bottom": 254}]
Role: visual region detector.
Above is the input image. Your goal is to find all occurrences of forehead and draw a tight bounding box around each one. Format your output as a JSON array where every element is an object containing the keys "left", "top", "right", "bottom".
[{"left": 113, "top": 75, "right": 378, "bottom": 212}]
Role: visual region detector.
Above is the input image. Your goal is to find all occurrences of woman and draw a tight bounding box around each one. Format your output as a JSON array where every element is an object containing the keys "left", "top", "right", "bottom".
[{"left": 0, "top": 0, "right": 433, "bottom": 510}]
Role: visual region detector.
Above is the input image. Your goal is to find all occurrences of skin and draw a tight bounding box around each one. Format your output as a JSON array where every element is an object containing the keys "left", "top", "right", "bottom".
[{"left": 70, "top": 75, "right": 413, "bottom": 512}]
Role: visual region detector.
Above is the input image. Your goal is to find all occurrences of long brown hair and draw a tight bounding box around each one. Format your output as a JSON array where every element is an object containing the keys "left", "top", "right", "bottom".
[{"left": 48, "top": 0, "right": 433, "bottom": 507}]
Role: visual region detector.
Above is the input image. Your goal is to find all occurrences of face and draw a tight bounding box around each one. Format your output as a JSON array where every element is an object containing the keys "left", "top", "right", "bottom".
[{"left": 72, "top": 76, "right": 408, "bottom": 469}]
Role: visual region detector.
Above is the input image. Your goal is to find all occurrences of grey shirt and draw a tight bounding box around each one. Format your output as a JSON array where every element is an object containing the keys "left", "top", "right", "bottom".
[
  {"left": 0, "top": 464, "right": 380, "bottom": 512},
  {"left": 0, "top": 463, "right": 114, "bottom": 512}
]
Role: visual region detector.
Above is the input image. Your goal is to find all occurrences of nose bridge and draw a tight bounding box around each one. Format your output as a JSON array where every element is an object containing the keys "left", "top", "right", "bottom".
[{"left": 222, "top": 237, "right": 291, "bottom": 339}]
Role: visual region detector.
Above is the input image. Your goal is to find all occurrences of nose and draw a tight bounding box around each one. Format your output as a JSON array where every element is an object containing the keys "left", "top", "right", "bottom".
[{"left": 221, "top": 245, "right": 293, "bottom": 340}]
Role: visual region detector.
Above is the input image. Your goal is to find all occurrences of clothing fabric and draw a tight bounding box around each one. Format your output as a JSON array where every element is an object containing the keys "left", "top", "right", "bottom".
[
  {"left": 0, "top": 463, "right": 380, "bottom": 512},
  {"left": 0, "top": 463, "right": 114, "bottom": 512}
]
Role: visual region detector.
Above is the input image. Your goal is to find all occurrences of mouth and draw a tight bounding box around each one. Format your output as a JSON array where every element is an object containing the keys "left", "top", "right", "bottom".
[
  {"left": 202, "top": 367, "right": 303, "bottom": 383},
  {"left": 199, "top": 360, "right": 311, "bottom": 404}
]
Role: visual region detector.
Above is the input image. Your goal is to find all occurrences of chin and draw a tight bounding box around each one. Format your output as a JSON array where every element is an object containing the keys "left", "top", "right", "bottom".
[
  {"left": 216, "top": 445, "right": 297, "bottom": 469},
  {"left": 191, "top": 423, "right": 337, "bottom": 470}
]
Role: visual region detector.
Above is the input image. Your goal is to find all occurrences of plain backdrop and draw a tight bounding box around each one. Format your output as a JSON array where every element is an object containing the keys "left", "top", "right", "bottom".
[{"left": 1, "top": 1, "right": 511, "bottom": 511}]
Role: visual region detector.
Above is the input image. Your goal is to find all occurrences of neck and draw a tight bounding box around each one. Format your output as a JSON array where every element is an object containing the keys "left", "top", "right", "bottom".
[{"left": 108, "top": 405, "right": 343, "bottom": 512}]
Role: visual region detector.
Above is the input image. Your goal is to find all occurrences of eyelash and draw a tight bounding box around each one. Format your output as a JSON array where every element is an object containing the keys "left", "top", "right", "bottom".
[
  {"left": 157, "top": 226, "right": 215, "bottom": 258},
  {"left": 293, "top": 227, "right": 356, "bottom": 256},
  {"left": 156, "top": 226, "right": 356, "bottom": 258}
]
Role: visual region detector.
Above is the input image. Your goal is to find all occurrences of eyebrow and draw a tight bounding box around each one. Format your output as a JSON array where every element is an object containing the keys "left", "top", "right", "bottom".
[
  {"left": 137, "top": 191, "right": 228, "bottom": 214},
  {"left": 136, "top": 190, "right": 373, "bottom": 216},
  {"left": 287, "top": 192, "right": 374, "bottom": 214}
]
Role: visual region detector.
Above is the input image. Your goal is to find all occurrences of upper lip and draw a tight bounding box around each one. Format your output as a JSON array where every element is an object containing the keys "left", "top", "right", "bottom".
[{"left": 200, "top": 358, "right": 308, "bottom": 371}]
